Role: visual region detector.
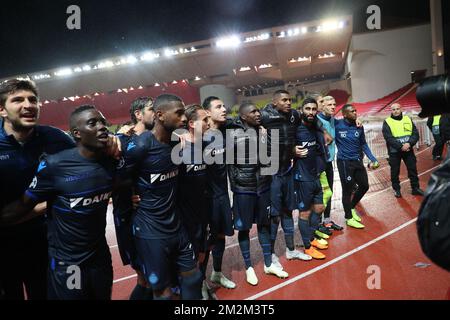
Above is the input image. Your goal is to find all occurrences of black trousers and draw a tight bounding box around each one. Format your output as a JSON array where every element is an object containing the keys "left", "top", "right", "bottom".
[
  {"left": 0, "top": 225, "right": 48, "bottom": 300},
  {"left": 432, "top": 134, "right": 444, "bottom": 158},
  {"left": 388, "top": 151, "right": 419, "bottom": 191},
  {"left": 337, "top": 160, "right": 369, "bottom": 219},
  {"left": 323, "top": 161, "right": 334, "bottom": 219}
]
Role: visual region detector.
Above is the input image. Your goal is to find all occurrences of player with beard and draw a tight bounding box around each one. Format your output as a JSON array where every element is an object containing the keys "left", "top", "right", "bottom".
[
  {"left": 124, "top": 94, "right": 202, "bottom": 300},
  {"left": 112, "top": 97, "right": 155, "bottom": 300},
  {"left": 1, "top": 105, "right": 119, "bottom": 299},
  {"left": 293, "top": 98, "right": 329, "bottom": 260}
]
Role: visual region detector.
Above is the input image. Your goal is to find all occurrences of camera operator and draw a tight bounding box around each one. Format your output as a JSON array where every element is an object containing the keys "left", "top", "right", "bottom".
[{"left": 416, "top": 74, "right": 450, "bottom": 272}]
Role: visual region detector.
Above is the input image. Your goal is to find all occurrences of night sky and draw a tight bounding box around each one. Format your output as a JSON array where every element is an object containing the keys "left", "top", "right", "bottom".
[{"left": 0, "top": 0, "right": 445, "bottom": 78}]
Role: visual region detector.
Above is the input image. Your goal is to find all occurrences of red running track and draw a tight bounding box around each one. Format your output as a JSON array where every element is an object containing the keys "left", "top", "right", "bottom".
[{"left": 107, "top": 146, "right": 450, "bottom": 300}]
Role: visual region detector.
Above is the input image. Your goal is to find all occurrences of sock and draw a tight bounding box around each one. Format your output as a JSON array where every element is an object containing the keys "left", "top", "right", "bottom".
[
  {"left": 212, "top": 237, "right": 225, "bottom": 272},
  {"left": 153, "top": 295, "right": 172, "bottom": 300},
  {"left": 180, "top": 270, "right": 203, "bottom": 300},
  {"left": 270, "top": 217, "right": 280, "bottom": 254},
  {"left": 129, "top": 284, "right": 147, "bottom": 300},
  {"left": 238, "top": 231, "right": 252, "bottom": 269},
  {"left": 257, "top": 225, "right": 272, "bottom": 267},
  {"left": 281, "top": 215, "right": 295, "bottom": 251},
  {"left": 309, "top": 211, "right": 321, "bottom": 241},
  {"left": 200, "top": 250, "right": 210, "bottom": 280},
  {"left": 298, "top": 218, "right": 312, "bottom": 249},
  {"left": 144, "top": 287, "right": 153, "bottom": 300}
]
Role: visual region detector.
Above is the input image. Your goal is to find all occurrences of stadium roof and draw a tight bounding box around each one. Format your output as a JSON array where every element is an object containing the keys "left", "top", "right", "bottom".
[{"left": 2, "top": 15, "right": 353, "bottom": 100}]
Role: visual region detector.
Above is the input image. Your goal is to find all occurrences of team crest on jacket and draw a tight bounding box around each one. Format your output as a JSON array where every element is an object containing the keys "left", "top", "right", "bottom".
[{"left": 116, "top": 156, "right": 125, "bottom": 169}]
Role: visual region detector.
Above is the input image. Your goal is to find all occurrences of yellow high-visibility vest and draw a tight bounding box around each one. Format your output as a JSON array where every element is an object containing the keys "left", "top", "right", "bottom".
[
  {"left": 385, "top": 115, "right": 413, "bottom": 144},
  {"left": 433, "top": 115, "right": 442, "bottom": 127},
  {"left": 432, "top": 115, "right": 441, "bottom": 135}
]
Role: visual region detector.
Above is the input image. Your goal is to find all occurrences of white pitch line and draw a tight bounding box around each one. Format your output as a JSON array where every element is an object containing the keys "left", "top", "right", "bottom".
[
  {"left": 113, "top": 274, "right": 137, "bottom": 284},
  {"left": 245, "top": 217, "right": 418, "bottom": 300}
]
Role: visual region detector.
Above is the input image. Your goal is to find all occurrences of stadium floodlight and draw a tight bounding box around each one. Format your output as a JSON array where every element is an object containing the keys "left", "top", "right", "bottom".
[
  {"left": 338, "top": 21, "right": 345, "bottom": 28},
  {"left": 318, "top": 52, "right": 336, "bottom": 59},
  {"left": 172, "top": 80, "right": 178, "bottom": 84},
  {"left": 62, "top": 97, "right": 68, "bottom": 101},
  {"left": 322, "top": 21, "right": 339, "bottom": 31},
  {"left": 124, "top": 55, "right": 138, "bottom": 65},
  {"left": 239, "top": 66, "right": 251, "bottom": 72},
  {"left": 44, "top": 100, "right": 50, "bottom": 104},
  {"left": 74, "top": 67, "right": 82, "bottom": 73},
  {"left": 216, "top": 35, "right": 241, "bottom": 49},
  {"left": 129, "top": 87, "right": 135, "bottom": 91},
  {"left": 278, "top": 31, "right": 286, "bottom": 38},
  {"left": 302, "top": 27, "right": 307, "bottom": 34},
  {"left": 138, "top": 86, "right": 144, "bottom": 89},
  {"left": 194, "top": 76, "right": 202, "bottom": 81},
  {"left": 190, "top": 47, "right": 197, "bottom": 52},
  {"left": 97, "top": 61, "right": 114, "bottom": 69},
  {"left": 82, "top": 65, "right": 91, "bottom": 71},
  {"left": 141, "top": 52, "right": 160, "bottom": 61},
  {"left": 54, "top": 68, "right": 73, "bottom": 77},
  {"left": 244, "top": 33, "right": 270, "bottom": 43},
  {"left": 258, "top": 63, "right": 272, "bottom": 69},
  {"left": 33, "top": 74, "right": 51, "bottom": 80},
  {"left": 154, "top": 83, "right": 160, "bottom": 87},
  {"left": 164, "top": 48, "right": 179, "bottom": 57},
  {"left": 289, "top": 56, "right": 310, "bottom": 63},
  {"left": 260, "top": 33, "right": 270, "bottom": 40},
  {"left": 287, "top": 28, "right": 300, "bottom": 37}
]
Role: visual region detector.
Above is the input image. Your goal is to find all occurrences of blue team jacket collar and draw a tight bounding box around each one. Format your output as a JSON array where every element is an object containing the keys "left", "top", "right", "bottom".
[
  {"left": 343, "top": 118, "right": 356, "bottom": 127},
  {"left": 0, "top": 117, "right": 39, "bottom": 142}
]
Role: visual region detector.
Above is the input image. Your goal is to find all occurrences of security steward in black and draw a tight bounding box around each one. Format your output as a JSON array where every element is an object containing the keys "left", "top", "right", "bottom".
[{"left": 382, "top": 103, "right": 424, "bottom": 198}]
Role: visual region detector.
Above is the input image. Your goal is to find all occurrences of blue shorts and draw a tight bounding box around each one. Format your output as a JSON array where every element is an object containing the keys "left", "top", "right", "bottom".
[
  {"left": 270, "top": 172, "right": 296, "bottom": 216},
  {"left": 233, "top": 190, "right": 271, "bottom": 230},
  {"left": 209, "top": 194, "right": 234, "bottom": 237},
  {"left": 294, "top": 179, "right": 323, "bottom": 211},
  {"left": 47, "top": 252, "right": 113, "bottom": 300},
  {"left": 134, "top": 228, "right": 197, "bottom": 291}
]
